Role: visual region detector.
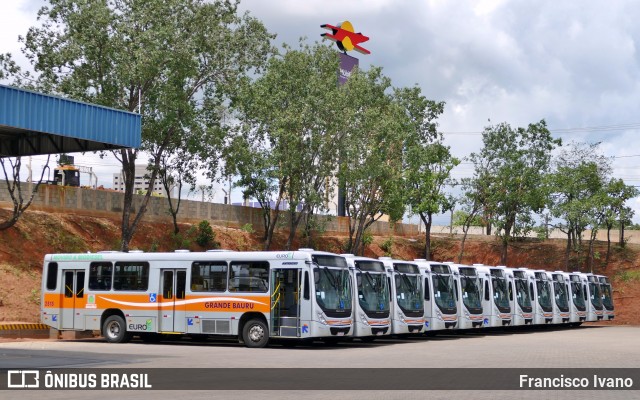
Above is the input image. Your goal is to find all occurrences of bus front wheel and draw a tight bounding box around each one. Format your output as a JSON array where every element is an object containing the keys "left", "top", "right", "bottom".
[
  {"left": 242, "top": 319, "right": 269, "bottom": 348},
  {"left": 102, "top": 315, "right": 132, "bottom": 343}
]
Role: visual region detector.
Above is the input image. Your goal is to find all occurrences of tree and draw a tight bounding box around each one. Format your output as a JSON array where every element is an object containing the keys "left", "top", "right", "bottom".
[
  {"left": 228, "top": 42, "right": 344, "bottom": 250},
  {"left": 456, "top": 174, "right": 489, "bottom": 263},
  {"left": 396, "top": 87, "right": 453, "bottom": 260},
  {"left": 0, "top": 156, "right": 50, "bottom": 230},
  {"left": 547, "top": 142, "right": 612, "bottom": 269},
  {"left": 469, "top": 120, "right": 560, "bottom": 264},
  {"left": 339, "top": 67, "right": 407, "bottom": 255},
  {"left": 16, "top": 0, "right": 272, "bottom": 251},
  {"left": 601, "top": 178, "right": 638, "bottom": 264}
]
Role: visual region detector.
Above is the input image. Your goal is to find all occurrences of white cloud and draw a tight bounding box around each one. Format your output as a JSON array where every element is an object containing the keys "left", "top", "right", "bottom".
[{"left": 4, "top": 0, "right": 640, "bottom": 221}]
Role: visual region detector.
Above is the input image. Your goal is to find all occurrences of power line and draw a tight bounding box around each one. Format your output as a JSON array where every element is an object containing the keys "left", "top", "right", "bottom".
[{"left": 442, "top": 122, "right": 640, "bottom": 136}]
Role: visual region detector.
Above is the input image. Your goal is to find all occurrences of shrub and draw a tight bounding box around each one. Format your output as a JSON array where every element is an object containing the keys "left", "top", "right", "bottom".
[
  {"left": 196, "top": 220, "right": 215, "bottom": 247},
  {"left": 362, "top": 231, "right": 374, "bottom": 247},
  {"left": 380, "top": 237, "right": 393, "bottom": 254},
  {"left": 241, "top": 223, "right": 254, "bottom": 234}
]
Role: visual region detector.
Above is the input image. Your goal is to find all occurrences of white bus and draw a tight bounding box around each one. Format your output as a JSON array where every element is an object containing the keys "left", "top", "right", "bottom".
[
  {"left": 41, "top": 249, "right": 353, "bottom": 348},
  {"left": 583, "top": 273, "right": 605, "bottom": 322},
  {"left": 413, "top": 260, "right": 458, "bottom": 331},
  {"left": 567, "top": 272, "right": 587, "bottom": 325},
  {"left": 550, "top": 272, "right": 571, "bottom": 324},
  {"left": 510, "top": 268, "right": 534, "bottom": 326},
  {"left": 474, "top": 265, "right": 512, "bottom": 327},
  {"left": 597, "top": 275, "right": 615, "bottom": 321},
  {"left": 532, "top": 270, "right": 554, "bottom": 325},
  {"left": 378, "top": 258, "right": 425, "bottom": 335},
  {"left": 342, "top": 254, "right": 391, "bottom": 339},
  {"left": 449, "top": 264, "right": 484, "bottom": 329}
]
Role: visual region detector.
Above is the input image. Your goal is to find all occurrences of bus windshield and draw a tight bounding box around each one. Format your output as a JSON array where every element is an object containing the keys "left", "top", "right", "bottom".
[
  {"left": 601, "top": 284, "right": 614, "bottom": 310},
  {"left": 315, "top": 267, "right": 352, "bottom": 317},
  {"left": 433, "top": 273, "right": 457, "bottom": 314},
  {"left": 537, "top": 280, "right": 553, "bottom": 312},
  {"left": 460, "top": 275, "right": 482, "bottom": 313},
  {"left": 357, "top": 271, "right": 390, "bottom": 317},
  {"left": 515, "top": 278, "right": 532, "bottom": 312},
  {"left": 589, "top": 282, "right": 603, "bottom": 310},
  {"left": 554, "top": 281, "right": 569, "bottom": 312},
  {"left": 394, "top": 273, "right": 424, "bottom": 316},
  {"left": 492, "top": 277, "right": 510, "bottom": 312},
  {"left": 571, "top": 281, "right": 586, "bottom": 311}
]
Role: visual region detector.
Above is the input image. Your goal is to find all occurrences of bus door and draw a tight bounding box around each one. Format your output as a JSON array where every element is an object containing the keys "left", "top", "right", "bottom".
[
  {"left": 159, "top": 269, "right": 187, "bottom": 333},
  {"left": 270, "top": 268, "right": 301, "bottom": 337},
  {"left": 61, "top": 269, "right": 86, "bottom": 330}
]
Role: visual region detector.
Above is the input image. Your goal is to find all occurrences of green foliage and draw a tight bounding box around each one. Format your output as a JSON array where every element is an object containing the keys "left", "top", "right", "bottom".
[
  {"left": 148, "top": 239, "right": 160, "bottom": 253},
  {"left": 467, "top": 120, "right": 560, "bottom": 263},
  {"left": 29, "top": 289, "right": 40, "bottom": 305},
  {"left": 361, "top": 231, "right": 374, "bottom": 247},
  {"left": 15, "top": 0, "right": 274, "bottom": 250},
  {"left": 380, "top": 237, "right": 393, "bottom": 255},
  {"left": 228, "top": 41, "right": 342, "bottom": 250},
  {"left": 453, "top": 210, "right": 484, "bottom": 227},
  {"left": 195, "top": 220, "right": 215, "bottom": 247},
  {"left": 615, "top": 270, "right": 640, "bottom": 283},
  {"left": 339, "top": 67, "right": 409, "bottom": 255},
  {"left": 241, "top": 223, "right": 255, "bottom": 234}
]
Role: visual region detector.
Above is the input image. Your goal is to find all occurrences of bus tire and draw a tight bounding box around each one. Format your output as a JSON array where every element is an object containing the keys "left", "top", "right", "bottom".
[
  {"left": 242, "top": 319, "right": 269, "bottom": 348},
  {"left": 102, "top": 315, "right": 132, "bottom": 343}
]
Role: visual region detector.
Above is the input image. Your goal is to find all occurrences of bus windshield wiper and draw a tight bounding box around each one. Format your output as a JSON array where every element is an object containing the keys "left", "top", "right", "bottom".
[
  {"left": 321, "top": 267, "right": 339, "bottom": 290},
  {"left": 400, "top": 273, "right": 417, "bottom": 295}
]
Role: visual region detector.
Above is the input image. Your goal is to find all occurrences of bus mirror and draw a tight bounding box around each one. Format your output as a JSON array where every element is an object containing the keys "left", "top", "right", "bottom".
[
  {"left": 356, "top": 275, "right": 362, "bottom": 286},
  {"left": 313, "top": 270, "right": 320, "bottom": 284}
]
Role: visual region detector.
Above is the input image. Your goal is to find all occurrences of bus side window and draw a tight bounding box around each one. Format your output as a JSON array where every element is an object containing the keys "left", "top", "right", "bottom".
[
  {"left": 424, "top": 277, "right": 430, "bottom": 301},
  {"left": 303, "top": 271, "right": 310, "bottom": 300},
  {"left": 453, "top": 279, "right": 459, "bottom": 302},
  {"left": 229, "top": 261, "right": 269, "bottom": 293},
  {"left": 113, "top": 262, "right": 149, "bottom": 291},
  {"left": 508, "top": 281, "right": 513, "bottom": 301},
  {"left": 76, "top": 271, "right": 85, "bottom": 298},
  {"left": 46, "top": 262, "right": 58, "bottom": 290},
  {"left": 583, "top": 286, "right": 588, "bottom": 301},
  {"left": 89, "top": 262, "right": 113, "bottom": 291},
  {"left": 484, "top": 280, "right": 490, "bottom": 301},
  {"left": 529, "top": 283, "right": 534, "bottom": 300},
  {"left": 64, "top": 271, "right": 74, "bottom": 298},
  {"left": 191, "top": 262, "right": 227, "bottom": 292},
  {"left": 387, "top": 277, "right": 392, "bottom": 302}
]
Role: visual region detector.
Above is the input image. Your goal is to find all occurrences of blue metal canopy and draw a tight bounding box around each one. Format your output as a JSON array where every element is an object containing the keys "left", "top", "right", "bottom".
[{"left": 0, "top": 84, "right": 141, "bottom": 156}]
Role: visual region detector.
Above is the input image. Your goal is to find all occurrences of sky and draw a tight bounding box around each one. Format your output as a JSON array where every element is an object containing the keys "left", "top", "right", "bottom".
[{"left": 2, "top": 0, "right": 640, "bottom": 223}]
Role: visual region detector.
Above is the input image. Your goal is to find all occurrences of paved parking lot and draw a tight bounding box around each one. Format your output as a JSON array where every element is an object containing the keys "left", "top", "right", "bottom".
[{"left": 0, "top": 325, "right": 638, "bottom": 399}]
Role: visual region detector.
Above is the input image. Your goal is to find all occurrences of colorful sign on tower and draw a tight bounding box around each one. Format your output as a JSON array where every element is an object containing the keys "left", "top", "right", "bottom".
[{"left": 320, "top": 21, "right": 370, "bottom": 55}]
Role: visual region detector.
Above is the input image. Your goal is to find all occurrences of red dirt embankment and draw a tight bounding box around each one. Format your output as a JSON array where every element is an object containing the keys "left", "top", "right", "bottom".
[{"left": 0, "top": 209, "right": 637, "bottom": 325}]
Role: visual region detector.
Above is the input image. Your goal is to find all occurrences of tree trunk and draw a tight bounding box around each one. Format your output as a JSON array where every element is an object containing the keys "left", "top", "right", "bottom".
[
  {"left": 420, "top": 212, "right": 433, "bottom": 260},
  {"left": 619, "top": 220, "right": 626, "bottom": 247},
  {"left": 458, "top": 223, "right": 470, "bottom": 264},
  {"left": 565, "top": 231, "right": 571, "bottom": 270},
  {"left": 605, "top": 225, "right": 612, "bottom": 265}
]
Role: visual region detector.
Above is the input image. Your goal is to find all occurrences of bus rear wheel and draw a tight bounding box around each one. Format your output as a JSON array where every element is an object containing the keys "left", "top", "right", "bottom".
[
  {"left": 102, "top": 315, "right": 132, "bottom": 343},
  {"left": 242, "top": 319, "right": 269, "bottom": 348}
]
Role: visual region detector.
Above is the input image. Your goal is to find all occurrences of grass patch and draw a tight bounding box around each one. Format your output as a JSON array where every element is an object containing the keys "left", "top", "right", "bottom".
[{"left": 615, "top": 270, "right": 640, "bottom": 283}]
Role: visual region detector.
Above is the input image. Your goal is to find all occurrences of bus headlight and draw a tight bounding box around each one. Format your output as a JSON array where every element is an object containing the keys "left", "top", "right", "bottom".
[
  {"left": 464, "top": 310, "right": 470, "bottom": 320},
  {"left": 436, "top": 310, "right": 443, "bottom": 321},
  {"left": 360, "top": 313, "right": 369, "bottom": 325},
  {"left": 317, "top": 313, "right": 327, "bottom": 325}
]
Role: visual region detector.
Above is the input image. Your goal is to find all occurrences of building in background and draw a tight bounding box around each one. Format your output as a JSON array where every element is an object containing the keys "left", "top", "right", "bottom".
[{"left": 112, "top": 164, "right": 172, "bottom": 197}]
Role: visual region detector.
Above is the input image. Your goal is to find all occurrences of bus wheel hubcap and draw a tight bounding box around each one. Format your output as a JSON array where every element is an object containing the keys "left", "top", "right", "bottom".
[
  {"left": 108, "top": 322, "right": 120, "bottom": 338},
  {"left": 249, "top": 325, "right": 263, "bottom": 342}
]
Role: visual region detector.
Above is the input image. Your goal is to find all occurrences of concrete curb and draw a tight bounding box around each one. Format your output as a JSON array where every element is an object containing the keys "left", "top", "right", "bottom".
[{"left": 0, "top": 323, "right": 50, "bottom": 339}]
